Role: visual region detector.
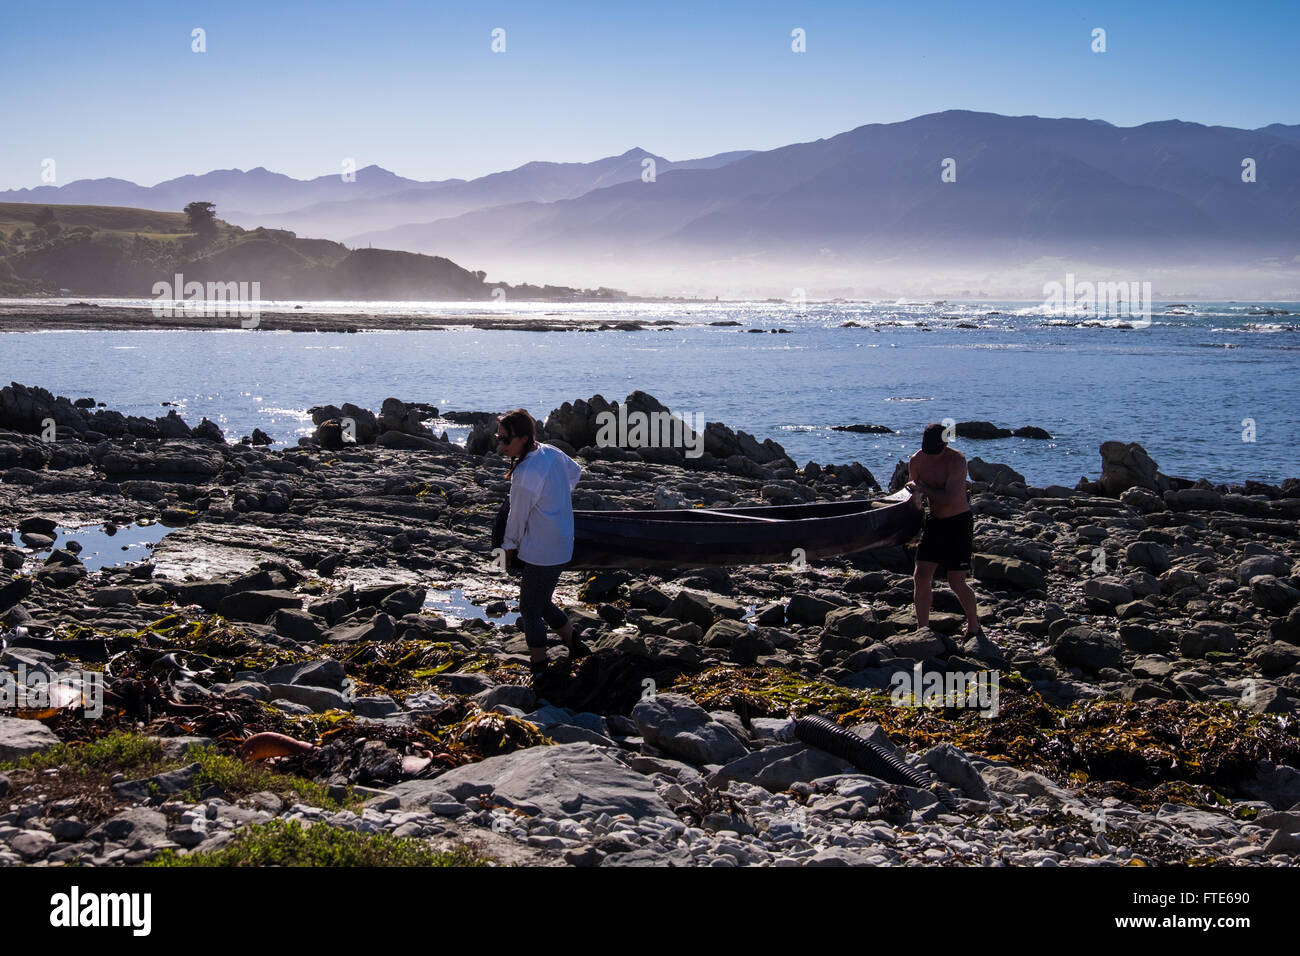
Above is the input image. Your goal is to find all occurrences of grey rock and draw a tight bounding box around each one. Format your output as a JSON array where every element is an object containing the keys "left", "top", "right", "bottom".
[
  {"left": 662, "top": 590, "right": 716, "bottom": 629},
  {"left": 979, "top": 764, "right": 1071, "bottom": 801},
  {"left": 1252, "top": 576, "right": 1300, "bottom": 614},
  {"left": 786, "top": 593, "right": 838, "bottom": 626},
  {"left": 972, "top": 553, "right": 1046, "bottom": 590},
  {"left": 258, "top": 658, "right": 347, "bottom": 690},
  {"left": 354, "top": 696, "right": 401, "bottom": 717},
  {"left": 1155, "top": 804, "right": 1240, "bottom": 837},
  {"left": 1239, "top": 555, "right": 1293, "bottom": 585},
  {"left": 479, "top": 684, "right": 543, "bottom": 713},
  {"left": 49, "top": 818, "right": 88, "bottom": 841},
  {"left": 424, "top": 742, "right": 674, "bottom": 820},
  {"left": 885, "top": 630, "right": 948, "bottom": 659},
  {"left": 919, "top": 743, "right": 993, "bottom": 800},
  {"left": 1098, "top": 441, "right": 1167, "bottom": 495},
  {"left": 1053, "top": 626, "right": 1123, "bottom": 673},
  {"left": 1125, "top": 541, "right": 1172, "bottom": 574},
  {"left": 89, "top": 808, "right": 170, "bottom": 849},
  {"left": 710, "top": 742, "right": 855, "bottom": 791},
  {"left": 632, "top": 693, "right": 748, "bottom": 766},
  {"left": 380, "top": 781, "right": 466, "bottom": 815},
  {"left": 268, "top": 683, "right": 352, "bottom": 712},
  {"left": 166, "top": 826, "right": 207, "bottom": 848},
  {"left": 1250, "top": 810, "right": 1300, "bottom": 834},
  {"left": 0, "top": 716, "right": 61, "bottom": 761},
  {"left": 324, "top": 612, "right": 396, "bottom": 644},
  {"left": 11, "top": 829, "right": 56, "bottom": 860},
  {"left": 90, "top": 586, "right": 136, "bottom": 607},
  {"left": 271, "top": 608, "right": 326, "bottom": 643},
  {"left": 750, "top": 717, "right": 797, "bottom": 742},
  {"left": 217, "top": 588, "right": 303, "bottom": 623},
  {"left": 432, "top": 672, "right": 498, "bottom": 695},
  {"left": 211, "top": 680, "right": 271, "bottom": 702},
  {"left": 1263, "top": 829, "right": 1300, "bottom": 854},
  {"left": 703, "top": 618, "right": 749, "bottom": 648},
  {"left": 112, "top": 763, "right": 201, "bottom": 802},
  {"left": 380, "top": 586, "right": 426, "bottom": 617},
  {"left": 1247, "top": 642, "right": 1300, "bottom": 677},
  {"left": 1179, "top": 622, "right": 1238, "bottom": 658},
  {"left": 1240, "top": 762, "right": 1300, "bottom": 811}
]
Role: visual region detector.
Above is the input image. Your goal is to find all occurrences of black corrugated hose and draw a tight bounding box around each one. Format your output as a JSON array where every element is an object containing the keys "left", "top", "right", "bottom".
[{"left": 794, "top": 714, "right": 959, "bottom": 812}]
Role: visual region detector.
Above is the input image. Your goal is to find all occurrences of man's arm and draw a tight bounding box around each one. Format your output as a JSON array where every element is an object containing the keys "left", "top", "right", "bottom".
[{"left": 941, "top": 454, "right": 968, "bottom": 504}]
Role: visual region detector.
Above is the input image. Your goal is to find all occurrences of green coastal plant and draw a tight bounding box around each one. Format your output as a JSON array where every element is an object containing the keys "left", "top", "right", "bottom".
[{"left": 148, "top": 818, "right": 494, "bottom": 867}]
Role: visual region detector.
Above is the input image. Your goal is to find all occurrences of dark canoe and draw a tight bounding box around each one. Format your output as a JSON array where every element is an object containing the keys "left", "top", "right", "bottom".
[{"left": 570, "top": 489, "right": 921, "bottom": 569}]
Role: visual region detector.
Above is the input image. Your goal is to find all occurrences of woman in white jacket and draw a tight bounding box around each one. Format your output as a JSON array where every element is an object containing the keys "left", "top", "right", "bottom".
[{"left": 496, "top": 408, "right": 587, "bottom": 676}]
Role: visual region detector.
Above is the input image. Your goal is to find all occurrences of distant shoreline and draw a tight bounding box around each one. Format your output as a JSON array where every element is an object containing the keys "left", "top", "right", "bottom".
[{"left": 0, "top": 302, "right": 688, "bottom": 333}]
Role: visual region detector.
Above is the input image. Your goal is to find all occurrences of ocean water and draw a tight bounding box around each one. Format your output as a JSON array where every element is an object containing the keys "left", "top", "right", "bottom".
[{"left": 1, "top": 298, "right": 1297, "bottom": 487}]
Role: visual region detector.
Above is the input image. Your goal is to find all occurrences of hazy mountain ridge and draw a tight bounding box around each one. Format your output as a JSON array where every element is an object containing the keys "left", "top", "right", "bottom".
[
  {"left": 0, "top": 148, "right": 758, "bottom": 240},
  {"left": 348, "top": 110, "right": 1300, "bottom": 295},
  {"left": 4, "top": 111, "right": 1298, "bottom": 296}
]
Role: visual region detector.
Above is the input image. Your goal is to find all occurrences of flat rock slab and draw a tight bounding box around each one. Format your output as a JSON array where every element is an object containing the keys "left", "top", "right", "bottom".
[
  {"left": 711, "top": 742, "right": 855, "bottom": 791},
  {"left": 423, "top": 743, "right": 674, "bottom": 821},
  {"left": 0, "top": 716, "right": 61, "bottom": 761}
]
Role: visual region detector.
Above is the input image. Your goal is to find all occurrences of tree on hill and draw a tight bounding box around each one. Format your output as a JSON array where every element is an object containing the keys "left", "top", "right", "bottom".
[
  {"left": 31, "top": 207, "right": 61, "bottom": 242},
  {"left": 184, "top": 201, "right": 218, "bottom": 235}
]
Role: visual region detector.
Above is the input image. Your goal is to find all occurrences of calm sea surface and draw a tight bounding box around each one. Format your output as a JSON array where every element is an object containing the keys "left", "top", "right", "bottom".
[{"left": 1, "top": 299, "right": 1297, "bottom": 486}]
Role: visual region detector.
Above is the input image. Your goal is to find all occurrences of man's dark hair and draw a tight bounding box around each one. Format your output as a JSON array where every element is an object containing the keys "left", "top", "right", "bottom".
[{"left": 922, "top": 423, "right": 947, "bottom": 455}]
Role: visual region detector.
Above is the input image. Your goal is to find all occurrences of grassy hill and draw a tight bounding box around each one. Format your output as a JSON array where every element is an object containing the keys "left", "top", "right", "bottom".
[
  {"left": 0, "top": 202, "right": 191, "bottom": 239},
  {"left": 0, "top": 201, "right": 614, "bottom": 300}
]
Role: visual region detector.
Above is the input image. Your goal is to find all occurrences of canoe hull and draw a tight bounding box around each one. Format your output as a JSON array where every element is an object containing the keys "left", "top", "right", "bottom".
[{"left": 569, "top": 492, "right": 921, "bottom": 569}]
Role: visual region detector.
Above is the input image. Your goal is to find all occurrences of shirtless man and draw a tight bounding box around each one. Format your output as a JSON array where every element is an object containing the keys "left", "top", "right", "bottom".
[{"left": 905, "top": 423, "right": 982, "bottom": 638}]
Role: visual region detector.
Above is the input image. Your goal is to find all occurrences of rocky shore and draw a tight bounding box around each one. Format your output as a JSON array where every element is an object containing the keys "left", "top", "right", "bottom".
[
  {"left": 1, "top": 381, "right": 1298, "bottom": 867},
  {"left": 0, "top": 302, "right": 681, "bottom": 333}
]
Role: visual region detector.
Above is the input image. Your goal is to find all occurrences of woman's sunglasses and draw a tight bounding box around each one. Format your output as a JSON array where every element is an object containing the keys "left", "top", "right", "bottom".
[{"left": 497, "top": 432, "right": 515, "bottom": 444}]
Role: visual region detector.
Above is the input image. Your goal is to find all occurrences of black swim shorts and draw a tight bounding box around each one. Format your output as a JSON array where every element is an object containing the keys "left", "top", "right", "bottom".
[{"left": 916, "top": 510, "right": 974, "bottom": 572}]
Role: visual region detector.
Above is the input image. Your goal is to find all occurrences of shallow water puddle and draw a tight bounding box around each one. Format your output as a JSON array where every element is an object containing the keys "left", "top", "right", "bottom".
[
  {"left": 6, "top": 521, "right": 174, "bottom": 571},
  {"left": 423, "top": 587, "right": 505, "bottom": 626}
]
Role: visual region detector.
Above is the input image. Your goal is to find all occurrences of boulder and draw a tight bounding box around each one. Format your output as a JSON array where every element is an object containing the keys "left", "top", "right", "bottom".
[
  {"left": 632, "top": 693, "right": 748, "bottom": 766},
  {"left": 1052, "top": 626, "right": 1123, "bottom": 673},
  {"left": 1251, "top": 576, "right": 1300, "bottom": 614},
  {"left": 662, "top": 589, "right": 716, "bottom": 630},
  {"left": 217, "top": 589, "right": 302, "bottom": 623},
  {"left": 417, "top": 743, "right": 673, "bottom": 820},
  {"left": 1098, "top": 441, "right": 1168, "bottom": 495},
  {"left": 972, "top": 554, "right": 1046, "bottom": 590},
  {"left": 1124, "top": 541, "right": 1171, "bottom": 574},
  {"left": 1164, "top": 488, "right": 1223, "bottom": 512},
  {"left": 88, "top": 808, "right": 171, "bottom": 850},
  {"left": 1247, "top": 642, "right": 1300, "bottom": 677},
  {"left": 785, "top": 593, "right": 838, "bottom": 626},
  {"left": 967, "top": 458, "right": 1025, "bottom": 488},
  {"left": 955, "top": 421, "right": 1011, "bottom": 440},
  {"left": 918, "top": 743, "right": 993, "bottom": 800},
  {"left": 710, "top": 743, "right": 855, "bottom": 791},
  {"left": 1239, "top": 555, "right": 1293, "bottom": 585},
  {"left": 703, "top": 618, "right": 749, "bottom": 648},
  {"left": 0, "top": 716, "right": 61, "bottom": 761}
]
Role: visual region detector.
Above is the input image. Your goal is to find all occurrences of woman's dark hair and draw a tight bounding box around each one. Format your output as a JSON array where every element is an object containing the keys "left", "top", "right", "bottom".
[{"left": 500, "top": 408, "right": 539, "bottom": 478}]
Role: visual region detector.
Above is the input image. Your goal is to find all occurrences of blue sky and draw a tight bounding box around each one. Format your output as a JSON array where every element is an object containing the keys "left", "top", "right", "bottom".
[{"left": 1, "top": 0, "right": 1297, "bottom": 190}]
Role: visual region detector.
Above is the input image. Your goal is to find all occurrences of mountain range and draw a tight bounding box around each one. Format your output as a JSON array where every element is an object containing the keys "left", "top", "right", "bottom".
[{"left": 5, "top": 111, "right": 1298, "bottom": 297}]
